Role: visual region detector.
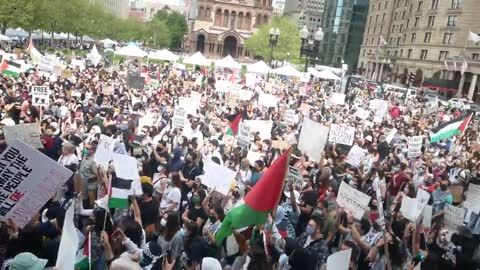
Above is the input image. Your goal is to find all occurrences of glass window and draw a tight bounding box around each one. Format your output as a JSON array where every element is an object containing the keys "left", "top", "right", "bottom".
[
  {"left": 473, "top": 53, "right": 479, "bottom": 60},
  {"left": 431, "top": 0, "right": 439, "bottom": 9},
  {"left": 428, "top": 16, "right": 435, "bottom": 27},
  {"left": 424, "top": 32, "right": 432, "bottom": 43},
  {"left": 414, "top": 17, "right": 420, "bottom": 27},
  {"left": 420, "top": 49, "right": 428, "bottom": 60},
  {"left": 418, "top": 1, "right": 423, "bottom": 11},
  {"left": 443, "top": 33, "right": 453, "bottom": 44},
  {"left": 447, "top": 16, "right": 457, "bottom": 26},
  {"left": 411, "top": 33, "right": 416, "bottom": 42},
  {"left": 451, "top": 0, "right": 463, "bottom": 9},
  {"left": 407, "top": 49, "right": 413, "bottom": 58},
  {"left": 439, "top": 51, "right": 449, "bottom": 60}
]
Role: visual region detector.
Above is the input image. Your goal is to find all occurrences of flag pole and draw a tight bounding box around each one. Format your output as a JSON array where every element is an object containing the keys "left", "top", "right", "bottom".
[{"left": 269, "top": 147, "right": 293, "bottom": 230}]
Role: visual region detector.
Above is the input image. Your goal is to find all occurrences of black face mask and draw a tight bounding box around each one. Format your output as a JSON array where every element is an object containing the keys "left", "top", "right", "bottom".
[{"left": 209, "top": 216, "right": 217, "bottom": 223}]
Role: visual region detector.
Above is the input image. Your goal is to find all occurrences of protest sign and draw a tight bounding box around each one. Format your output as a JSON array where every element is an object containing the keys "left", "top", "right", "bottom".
[
  {"left": 237, "top": 122, "right": 251, "bottom": 149},
  {"left": 329, "top": 124, "right": 355, "bottom": 145},
  {"left": 287, "top": 166, "right": 303, "bottom": 190},
  {"left": 327, "top": 248, "right": 352, "bottom": 270},
  {"left": 3, "top": 123, "right": 43, "bottom": 149},
  {"left": 202, "top": 161, "right": 237, "bottom": 196},
  {"left": 238, "top": 90, "right": 254, "bottom": 101},
  {"left": 0, "top": 139, "right": 73, "bottom": 228},
  {"left": 258, "top": 92, "right": 278, "bottom": 108},
  {"left": 422, "top": 205, "right": 433, "bottom": 228},
  {"left": 463, "top": 183, "right": 480, "bottom": 213},
  {"left": 444, "top": 204, "right": 465, "bottom": 234},
  {"left": 32, "top": 86, "right": 49, "bottom": 107},
  {"left": 61, "top": 69, "right": 72, "bottom": 79},
  {"left": 284, "top": 109, "right": 298, "bottom": 125},
  {"left": 385, "top": 128, "right": 398, "bottom": 144},
  {"left": 246, "top": 151, "right": 264, "bottom": 166},
  {"left": 172, "top": 107, "right": 187, "bottom": 129},
  {"left": 400, "top": 188, "right": 430, "bottom": 222},
  {"left": 215, "top": 80, "right": 232, "bottom": 93},
  {"left": 346, "top": 145, "right": 368, "bottom": 167},
  {"left": 354, "top": 108, "right": 370, "bottom": 120},
  {"left": 298, "top": 118, "right": 329, "bottom": 162},
  {"left": 330, "top": 92, "right": 346, "bottom": 105},
  {"left": 271, "top": 140, "right": 289, "bottom": 150},
  {"left": 127, "top": 74, "right": 145, "bottom": 90},
  {"left": 264, "top": 82, "right": 273, "bottom": 93},
  {"left": 407, "top": 136, "right": 423, "bottom": 158},
  {"left": 337, "top": 181, "right": 371, "bottom": 220},
  {"left": 244, "top": 120, "right": 273, "bottom": 140},
  {"left": 112, "top": 153, "right": 142, "bottom": 195},
  {"left": 94, "top": 135, "right": 115, "bottom": 167}
]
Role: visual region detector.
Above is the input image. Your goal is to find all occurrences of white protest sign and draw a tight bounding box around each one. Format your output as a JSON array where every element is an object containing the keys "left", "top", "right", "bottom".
[
  {"left": 329, "top": 124, "right": 355, "bottom": 145},
  {"left": 422, "top": 205, "right": 433, "bottom": 228},
  {"left": 330, "top": 92, "right": 346, "bottom": 105},
  {"left": 0, "top": 139, "right": 73, "bottom": 228},
  {"left": 284, "top": 110, "right": 298, "bottom": 125},
  {"left": 202, "top": 161, "right": 237, "bottom": 196},
  {"left": 244, "top": 120, "right": 273, "bottom": 140},
  {"left": 346, "top": 145, "right": 368, "bottom": 167},
  {"left": 94, "top": 135, "right": 115, "bottom": 167},
  {"left": 287, "top": 166, "right": 302, "bottom": 190},
  {"left": 327, "top": 248, "right": 352, "bottom": 270},
  {"left": 172, "top": 107, "right": 187, "bottom": 129},
  {"left": 237, "top": 122, "right": 251, "bottom": 149},
  {"left": 112, "top": 153, "right": 142, "bottom": 195},
  {"left": 354, "top": 108, "right": 370, "bottom": 120},
  {"left": 444, "top": 204, "right": 465, "bottom": 234},
  {"left": 258, "top": 92, "right": 278, "bottom": 108},
  {"left": 3, "top": 123, "right": 43, "bottom": 149},
  {"left": 400, "top": 188, "right": 430, "bottom": 222},
  {"left": 336, "top": 181, "right": 371, "bottom": 220},
  {"left": 298, "top": 118, "right": 329, "bottom": 162},
  {"left": 215, "top": 80, "right": 232, "bottom": 93},
  {"left": 385, "top": 128, "right": 398, "bottom": 144},
  {"left": 32, "top": 86, "right": 49, "bottom": 107},
  {"left": 246, "top": 151, "right": 264, "bottom": 165},
  {"left": 463, "top": 183, "right": 480, "bottom": 214},
  {"left": 238, "top": 89, "right": 254, "bottom": 101},
  {"left": 407, "top": 136, "right": 423, "bottom": 158}
]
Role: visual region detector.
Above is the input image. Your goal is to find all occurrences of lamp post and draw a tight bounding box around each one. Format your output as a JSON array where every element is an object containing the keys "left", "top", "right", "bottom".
[
  {"left": 300, "top": 26, "right": 324, "bottom": 72},
  {"left": 266, "top": 27, "right": 280, "bottom": 82}
]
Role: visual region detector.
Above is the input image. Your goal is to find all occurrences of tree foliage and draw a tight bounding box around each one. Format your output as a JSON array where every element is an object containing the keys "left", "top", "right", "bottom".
[
  {"left": 0, "top": 0, "right": 188, "bottom": 49},
  {"left": 245, "top": 16, "right": 301, "bottom": 62}
]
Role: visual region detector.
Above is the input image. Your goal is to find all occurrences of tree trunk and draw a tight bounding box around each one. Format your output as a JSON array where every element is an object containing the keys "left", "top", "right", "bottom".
[{"left": 67, "top": 32, "right": 70, "bottom": 49}]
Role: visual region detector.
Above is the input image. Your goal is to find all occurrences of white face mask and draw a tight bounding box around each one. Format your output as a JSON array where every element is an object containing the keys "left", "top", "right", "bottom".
[{"left": 160, "top": 218, "right": 167, "bottom": 227}]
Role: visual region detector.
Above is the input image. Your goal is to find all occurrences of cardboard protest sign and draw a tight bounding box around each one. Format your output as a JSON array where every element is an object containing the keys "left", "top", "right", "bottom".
[
  {"left": 346, "top": 145, "right": 368, "bottom": 167},
  {"left": 329, "top": 124, "right": 355, "bottom": 145},
  {"left": 3, "top": 123, "right": 43, "bottom": 149},
  {"left": 237, "top": 122, "right": 251, "bottom": 149},
  {"left": 354, "top": 108, "right": 370, "bottom": 120},
  {"left": 258, "top": 92, "right": 278, "bottom": 108},
  {"left": 463, "top": 183, "right": 480, "bottom": 213},
  {"left": 94, "top": 135, "right": 115, "bottom": 167},
  {"left": 298, "top": 118, "right": 329, "bottom": 162},
  {"left": 337, "top": 181, "right": 371, "bottom": 219},
  {"left": 264, "top": 82, "right": 273, "bottom": 93},
  {"left": 112, "top": 153, "right": 142, "bottom": 195},
  {"left": 407, "top": 136, "right": 423, "bottom": 158},
  {"left": 284, "top": 110, "right": 298, "bottom": 125},
  {"left": 127, "top": 74, "right": 145, "bottom": 90},
  {"left": 287, "top": 166, "right": 303, "bottom": 189},
  {"left": 173, "top": 107, "right": 187, "bottom": 129},
  {"left": 31, "top": 86, "right": 49, "bottom": 107},
  {"left": 202, "top": 161, "right": 237, "bottom": 196},
  {"left": 327, "top": 248, "right": 352, "bottom": 270},
  {"left": 0, "top": 139, "right": 73, "bottom": 228},
  {"left": 330, "top": 92, "right": 346, "bottom": 105},
  {"left": 444, "top": 204, "right": 465, "bottom": 235},
  {"left": 244, "top": 120, "right": 273, "bottom": 140}
]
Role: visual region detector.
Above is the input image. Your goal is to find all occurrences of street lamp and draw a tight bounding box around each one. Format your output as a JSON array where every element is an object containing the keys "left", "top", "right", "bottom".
[
  {"left": 266, "top": 27, "right": 280, "bottom": 82},
  {"left": 300, "top": 26, "right": 324, "bottom": 72}
]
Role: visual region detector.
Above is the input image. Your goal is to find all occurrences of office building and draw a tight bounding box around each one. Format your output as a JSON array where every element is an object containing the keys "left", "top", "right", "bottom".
[
  {"left": 91, "top": 0, "right": 129, "bottom": 19},
  {"left": 284, "top": 0, "right": 325, "bottom": 40}
]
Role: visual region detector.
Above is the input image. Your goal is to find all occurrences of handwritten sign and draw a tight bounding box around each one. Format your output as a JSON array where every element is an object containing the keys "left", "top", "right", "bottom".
[
  {"left": 298, "top": 118, "right": 329, "bottom": 162},
  {"left": 0, "top": 139, "right": 73, "bottom": 228},
  {"left": 94, "top": 135, "right": 115, "bottom": 167},
  {"left": 3, "top": 123, "right": 43, "bottom": 149},
  {"left": 284, "top": 110, "right": 298, "bottom": 125},
  {"left": 237, "top": 122, "right": 251, "bottom": 149},
  {"left": 202, "top": 161, "right": 237, "bottom": 196},
  {"left": 444, "top": 204, "right": 465, "bottom": 234},
  {"left": 345, "top": 145, "right": 368, "bottom": 167},
  {"left": 258, "top": 92, "right": 278, "bottom": 108},
  {"left": 32, "top": 86, "right": 49, "bottom": 107},
  {"left": 329, "top": 124, "right": 355, "bottom": 145},
  {"left": 407, "top": 136, "right": 423, "bottom": 158},
  {"left": 127, "top": 75, "right": 145, "bottom": 90},
  {"left": 244, "top": 120, "right": 273, "bottom": 140},
  {"left": 336, "top": 181, "right": 371, "bottom": 220},
  {"left": 354, "top": 108, "right": 370, "bottom": 120},
  {"left": 172, "top": 107, "right": 186, "bottom": 129}
]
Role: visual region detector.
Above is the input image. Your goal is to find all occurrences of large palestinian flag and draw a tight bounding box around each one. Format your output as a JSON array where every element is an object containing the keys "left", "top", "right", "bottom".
[
  {"left": 0, "top": 60, "right": 21, "bottom": 77},
  {"left": 430, "top": 113, "right": 472, "bottom": 143},
  {"left": 226, "top": 113, "right": 242, "bottom": 136},
  {"left": 214, "top": 149, "right": 291, "bottom": 244}
]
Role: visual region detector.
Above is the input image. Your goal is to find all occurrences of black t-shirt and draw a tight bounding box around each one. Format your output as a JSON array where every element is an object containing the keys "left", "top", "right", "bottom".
[
  {"left": 295, "top": 190, "right": 319, "bottom": 236},
  {"left": 187, "top": 205, "right": 208, "bottom": 226},
  {"left": 138, "top": 198, "right": 159, "bottom": 227}
]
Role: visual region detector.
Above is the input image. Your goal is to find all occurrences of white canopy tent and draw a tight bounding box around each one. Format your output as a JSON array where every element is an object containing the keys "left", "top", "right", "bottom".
[
  {"left": 314, "top": 64, "right": 342, "bottom": 74},
  {"left": 183, "top": 51, "right": 210, "bottom": 66},
  {"left": 272, "top": 65, "right": 302, "bottom": 77},
  {"left": 215, "top": 55, "right": 241, "bottom": 69},
  {"left": 316, "top": 70, "right": 341, "bottom": 80},
  {"left": 247, "top": 60, "right": 270, "bottom": 74},
  {"left": 82, "top": 36, "right": 95, "bottom": 42},
  {"left": 114, "top": 44, "right": 148, "bottom": 58},
  {"left": 148, "top": 49, "right": 179, "bottom": 62},
  {"left": 100, "top": 38, "right": 119, "bottom": 46},
  {"left": 0, "top": 34, "right": 11, "bottom": 42}
]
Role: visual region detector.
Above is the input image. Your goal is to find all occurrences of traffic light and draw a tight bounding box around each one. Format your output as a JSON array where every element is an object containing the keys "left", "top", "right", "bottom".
[{"left": 408, "top": 72, "right": 416, "bottom": 83}]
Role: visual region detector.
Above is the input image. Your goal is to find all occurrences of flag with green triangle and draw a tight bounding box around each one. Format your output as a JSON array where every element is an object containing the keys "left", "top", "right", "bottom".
[
  {"left": 226, "top": 113, "right": 242, "bottom": 136},
  {"left": 75, "top": 232, "right": 90, "bottom": 270}
]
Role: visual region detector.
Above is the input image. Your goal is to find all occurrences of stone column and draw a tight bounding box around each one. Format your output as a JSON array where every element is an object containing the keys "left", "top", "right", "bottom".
[
  {"left": 371, "top": 63, "right": 379, "bottom": 81},
  {"left": 468, "top": 74, "right": 478, "bottom": 101},
  {"left": 365, "top": 62, "right": 371, "bottom": 78},
  {"left": 378, "top": 63, "right": 385, "bottom": 83},
  {"left": 448, "top": 71, "right": 455, "bottom": 80},
  {"left": 457, "top": 73, "right": 466, "bottom": 97}
]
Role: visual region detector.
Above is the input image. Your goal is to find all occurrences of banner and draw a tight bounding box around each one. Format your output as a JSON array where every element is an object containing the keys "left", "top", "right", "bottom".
[
  {"left": 3, "top": 123, "right": 43, "bottom": 149},
  {"left": 94, "top": 135, "right": 115, "bottom": 167},
  {"left": 329, "top": 124, "right": 355, "bottom": 145},
  {"left": 298, "top": 118, "right": 329, "bottom": 162},
  {"left": 202, "top": 161, "right": 237, "bottom": 196},
  {"left": 463, "top": 183, "right": 480, "bottom": 213},
  {"left": 407, "top": 136, "right": 423, "bottom": 158},
  {"left": 0, "top": 139, "right": 73, "bottom": 228},
  {"left": 172, "top": 107, "right": 187, "bottom": 129},
  {"left": 346, "top": 145, "right": 367, "bottom": 167},
  {"left": 336, "top": 181, "right": 371, "bottom": 220},
  {"left": 32, "top": 86, "right": 49, "bottom": 107},
  {"left": 237, "top": 122, "right": 251, "bottom": 149}
]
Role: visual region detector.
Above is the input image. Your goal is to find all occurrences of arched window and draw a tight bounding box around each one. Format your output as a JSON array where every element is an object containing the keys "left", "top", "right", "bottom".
[
  {"left": 199, "top": 6, "right": 204, "bottom": 17},
  {"left": 263, "top": 14, "right": 268, "bottom": 24},
  {"left": 237, "top": 12, "right": 244, "bottom": 29},
  {"left": 206, "top": 7, "right": 211, "bottom": 18},
  {"left": 214, "top": 9, "right": 222, "bottom": 26},
  {"left": 256, "top": 14, "right": 261, "bottom": 25},
  {"left": 223, "top": 10, "right": 230, "bottom": 27},
  {"left": 230, "top": 11, "right": 236, "bottom": 28},
  {"left": 245, "top": 13, "right": 252, "bottom": 30}
]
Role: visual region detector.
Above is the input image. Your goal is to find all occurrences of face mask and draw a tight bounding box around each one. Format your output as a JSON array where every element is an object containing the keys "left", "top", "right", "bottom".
[
  {"left": 192, "top": 196, "right": 200, "bottom": 204},
  {"left": 162, "top": 137, "right": 168, "bottom": 142},
  {"left": 160, "top": 218, "right": 167, "bottom": 227},
  {"left": 119, "top": 124, "right": 128, "bottom": 131},
  {"left": 209, "top": 216, "right": 217, "bottom": 223},
  {"left": 306, "top": 225, "right": 316, "bottom": 235},
  {"left": 82, "top": 148, "right": 89, "bottom": 156},
  {"left": 178, "top": 139, "right": 184, "bottom": 145}
]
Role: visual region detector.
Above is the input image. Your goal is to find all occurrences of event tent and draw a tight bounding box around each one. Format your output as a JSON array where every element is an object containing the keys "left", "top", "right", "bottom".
[
  {"left": 82, "top": 36, "right": 95, "bottom": 42},
  {"left": 314, "top": 64, "right": 342, "bottom": 74},
  {"left": 215, "top": 55, "right": 241, "bottom": 69},
  {"left": 0, "top": 34, "right": 10, "bottom": 42},
  {"left": 183, "top": 51, "right": 210, "bottom": 66},
  {"left": 114, "top": 44, "right": 147, "bottom": 58},
  {"left": 247, "top": 60, "right": 270, "bottom": 74},
  {"left": 148, "top": 49, "right": 179, "bottom": 62},
  {"left": 5, "top": 28, "right": 29, "bottom": 38},
  {"left": 100, "top": 38, "right": 119, "bottom": 46},
  {"left": 272, "top": 65, "right": 302, "bottom": 77},
  {"left": 316, "top": 70, "right": 341, "bottom": 80}
]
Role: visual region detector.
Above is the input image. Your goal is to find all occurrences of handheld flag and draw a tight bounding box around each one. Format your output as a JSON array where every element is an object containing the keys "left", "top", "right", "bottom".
[
  {"left": 56, "top": 203, "right": 80, "bottom": 270},
  {"left": 75, "top": 232, "right": 91, "bottom": 270},
  {"left": 0, "top": 60, "right": 21, "bottom": 77},
  {"left": 27, "top": 38, "right": 43, "bottom": 64},
  {"left": 226, "top": 113, "right": 242, "bottom": 136},
  {"left": 109, "top": 177, "right": 133, "bottom": 209},
  {"left": 430, "top": 113, "right": 472, "bottom": 143}
]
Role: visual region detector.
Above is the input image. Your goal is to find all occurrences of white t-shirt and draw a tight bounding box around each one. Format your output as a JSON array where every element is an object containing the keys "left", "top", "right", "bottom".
[
  {"left": 58, "top": 154, "right": 79, "bottom": 167},
  {"left": 159, "top": 186, "right": 181, "bottom": 212}
]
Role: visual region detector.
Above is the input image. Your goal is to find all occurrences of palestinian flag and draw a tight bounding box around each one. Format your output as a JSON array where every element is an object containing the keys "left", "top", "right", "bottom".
[
  {"left": 226, "top": 113, "right": 242, "bottom": 136},
  {"left": 75, "top": 232, "right": 91, "bottom": 270},
  {"left": 108, "top": 177, "right": 132, "bottom": 209},
  {"left": 430, "top": 113, "right": 472, "bottom": 143},
  {"left": 201, "top": 66, "right": 207, "bottom": 86},
  {"left": 27, "top": 38, "right": 43, "bottom": 64},
  {"left": 228, "top": 73, "right": 235, "bottom": 83},
  {"left": 215, "top": 149, "right": 291, "bottom": 244},
  {"left": 0, "top": 60, "right": 21, "bottom": 77}
]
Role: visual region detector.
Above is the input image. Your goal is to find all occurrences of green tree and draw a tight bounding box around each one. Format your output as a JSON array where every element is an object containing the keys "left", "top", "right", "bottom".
[
  {"left": 152, "top": 10, "right": 187, "bottom": 50},
  {"left": 245, "top": 16, "right": 301, "bottom": 63},
  {"left": 147, "top": 19, "right": 171, "bottom": 48},
  {"left": 0, "top": 0, "right": 34, "bottom": 34}
]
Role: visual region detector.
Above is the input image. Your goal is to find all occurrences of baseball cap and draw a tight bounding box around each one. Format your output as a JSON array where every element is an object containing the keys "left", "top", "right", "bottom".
[{"left": 10, "top": 252, "right": 48, "bottom": 270}]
